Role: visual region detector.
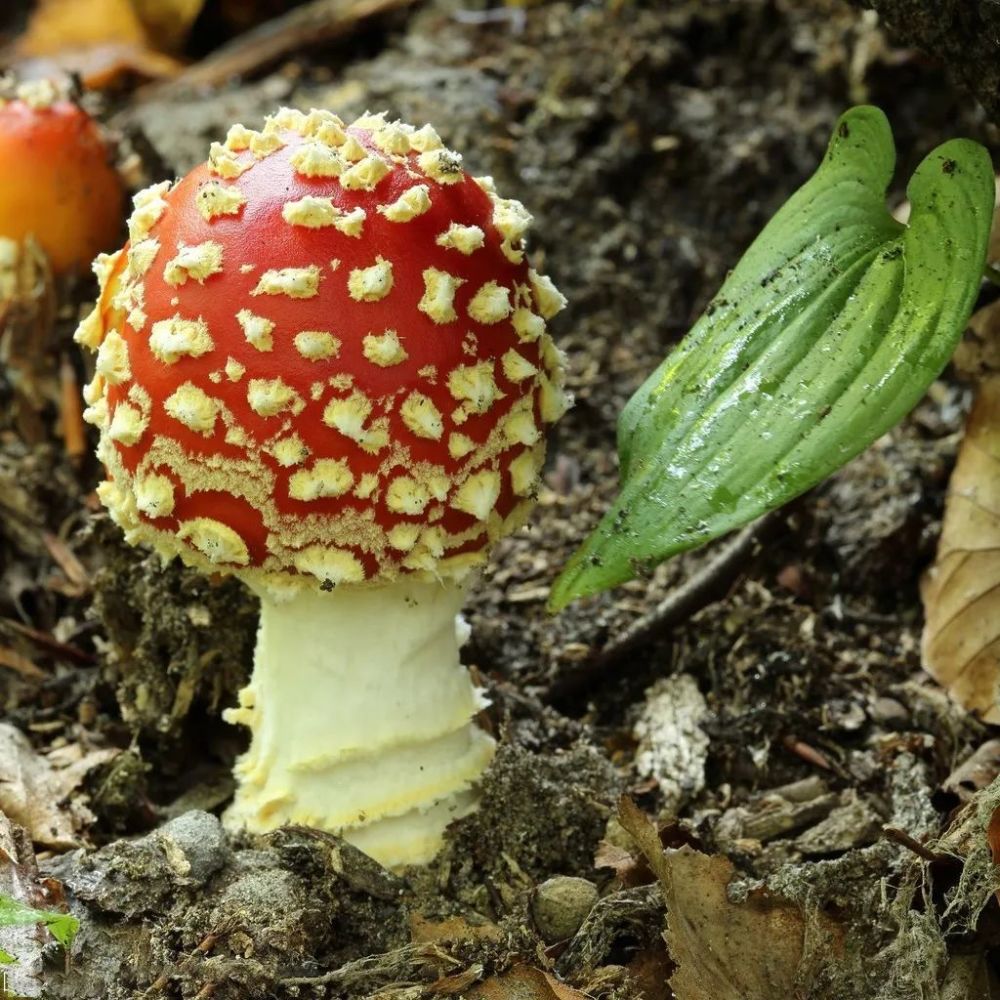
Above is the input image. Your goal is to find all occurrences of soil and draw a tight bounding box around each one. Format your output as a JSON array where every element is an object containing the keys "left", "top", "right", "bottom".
[{"left": 3, "top": 1, "right": 1000, "bottom": 998}]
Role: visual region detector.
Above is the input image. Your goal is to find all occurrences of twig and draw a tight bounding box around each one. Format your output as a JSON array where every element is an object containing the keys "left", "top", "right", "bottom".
[
  {"left": 546, "top": 511, "right": 782, "bottom": 707},
  {"left": 0, "top": 619, "right": 95, "bottom": 666},
  {"left": 143, "top": 0, "right": 420, "bottom": 95},
  {"left": 882, "top": 826, "right": 954, "bottom": 865},
  {"left": 60, "top": 354, "right": 87, "bottom": 467}
]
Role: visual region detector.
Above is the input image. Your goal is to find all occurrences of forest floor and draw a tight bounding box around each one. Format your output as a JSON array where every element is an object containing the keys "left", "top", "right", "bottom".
[{"left": 3, "top": 0, "right": 1000, "bottom": 998}]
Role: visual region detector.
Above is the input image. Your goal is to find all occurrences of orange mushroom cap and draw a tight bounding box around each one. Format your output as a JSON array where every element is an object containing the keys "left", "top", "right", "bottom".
[
  {"left": 0, "top": 81, "right": 123, "bottom": 274},
  {"left": 76, "top": 109, "right": 569, "bottom": 592}
]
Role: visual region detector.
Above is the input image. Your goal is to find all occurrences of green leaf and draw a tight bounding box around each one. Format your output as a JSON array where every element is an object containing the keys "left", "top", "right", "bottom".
[
  {"left": 550, "top": 106, "right": 995, "bottom": 611},
  {"left": 0, "top": 894, "right": 79, "bottom": 952},
  {"left": 0, "top": 947, "right": 16, "bottom": 965}
]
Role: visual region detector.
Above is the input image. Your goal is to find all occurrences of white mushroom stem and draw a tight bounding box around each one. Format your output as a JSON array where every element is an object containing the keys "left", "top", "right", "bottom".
[{"left": 222, "top": 578, "right": 495, "bottom": 868}]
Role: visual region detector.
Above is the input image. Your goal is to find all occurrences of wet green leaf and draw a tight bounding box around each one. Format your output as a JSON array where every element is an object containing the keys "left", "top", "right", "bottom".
[
  {"left": 550, "top": 106, "right": 994, "bottom": 610},
  {"left": 0, "top": 894, "right": 79, "bottom": 952}
]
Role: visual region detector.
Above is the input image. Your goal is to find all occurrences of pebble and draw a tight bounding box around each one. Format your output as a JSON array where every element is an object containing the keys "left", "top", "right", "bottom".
[{"left": 531, "top": 876, "right": 599, "bottom": 942}]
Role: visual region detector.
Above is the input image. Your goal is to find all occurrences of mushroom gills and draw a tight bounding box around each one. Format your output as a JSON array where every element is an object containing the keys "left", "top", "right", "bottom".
[{"left": 222, "top": 577, "right": 495, "bottom": 867}]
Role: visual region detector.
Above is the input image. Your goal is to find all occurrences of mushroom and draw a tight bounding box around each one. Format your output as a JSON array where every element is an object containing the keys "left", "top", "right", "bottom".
[
  {"left": 75, "top": 108, "right": 569, "bottom": 867},
  {"left": 0, "top": 79, "right": 123, "bottom": 274}
]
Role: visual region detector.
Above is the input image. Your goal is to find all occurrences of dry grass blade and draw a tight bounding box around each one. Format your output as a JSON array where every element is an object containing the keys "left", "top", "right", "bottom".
[
  {"left": 60, "top": 355, "right": 88, "bottom": 466},
  {"left": 0, "top": 619, "right": 95, "bottom": 666},
  {"left": 41, "top": 531, "right": 89, "bottom": 591},
  {"left": 922, "top": 374, "right": 1000, "bottom": 722},
  {"left": 0, "top": 646, "right": 45, "bottom": 681}
]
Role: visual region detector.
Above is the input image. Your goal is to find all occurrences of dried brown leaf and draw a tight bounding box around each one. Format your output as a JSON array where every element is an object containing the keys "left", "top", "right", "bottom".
[
  {"left": 0, "top": 724, "right": 116, "bottom": 849},
  {"left": 9, "top": 0, "right": 190, "bottom": 86},
  {"left": 663, "top": 847, "right": 842, "bottom": 1000},
  {"left": 131, "top": 0, "right": 205, "bottom": 51},
  {"left": 626, "top": 946, "right": 676, "bottom": 1000},
  {"left": 922, "top": 375, "right": 1000, "bottom": 721},
  {"left": 408, "top": 913, "right": 502, "bottom": 945},
  {"left": 616, "top": 796, "right": 671, "bottom": 896},
  {"left": 429, "top": 965, "right": 484, "bottom": 996},
  {"left": 941, "top": 739, "right": 1000, "bottom": 803},
  {"left": 593, "top": 839, "right": 650, "bottom": 887},
  {"left": 465, "top": 965, "right": 589, "bottom": 1000}
]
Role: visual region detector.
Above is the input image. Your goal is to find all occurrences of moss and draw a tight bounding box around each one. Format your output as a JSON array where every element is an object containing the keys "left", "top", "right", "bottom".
[{"left": 441, "top": 742, "right": 622, "bottom": 885}]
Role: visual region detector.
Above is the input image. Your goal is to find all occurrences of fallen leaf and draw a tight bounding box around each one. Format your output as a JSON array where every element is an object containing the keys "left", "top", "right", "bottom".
[
  {"left": 599, "top": 799, "right": 702, "bottom": 889},
  {"left": 922, "top": 375, "right": 1000, "bottom": 721},
  {"left": 662, "top": 847, "right": 842, "bottom": 1000},
  {"left": 0, "top": 724, "right": 117, "bottom": 849},
  {"left": 953, "top": 298, "right": 1000, "bottom": 380},
  {"left": 8, "top": 0, "right": 192, "bottom": 87},
  {"left": 409, "top": 913, "right": 502, "bottom": 945},
  {"left": 626, "top": 946, "right": 676, "bottom": 1000},
  {"left": 466, "top": 965, "right": 589, "bottom": 1000},
  {"left": 429, "top": 964, "right": 484, "bottom": 995},
  {"left": 593, "top": 839, "right": 649, "bottom": 887},
  {"left": 616, "top": 797, "right": 671, "bottom": 895},
  {"left": 14, "top": 0, "right": 146, "bottom": 54},
  {"left": 131, "top": 0, "right": 205, "bottom": 52},
  {"left": 13, "top": 46, "right": 184, "bottom": 91},
  {"left": 941, "top": 740, "right": 1000, "bottom": 803}
]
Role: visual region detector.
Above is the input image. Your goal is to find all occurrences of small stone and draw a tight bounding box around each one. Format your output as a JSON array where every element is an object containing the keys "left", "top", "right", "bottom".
[
  {"left": 156, "top": 810, "right": 230, "bottom": 885},
  {"left": 869, "top": 696, "right": 909, "bottom": 729},
  {"left": 531, "top": 876, "right": 599, "bottom": 942}
]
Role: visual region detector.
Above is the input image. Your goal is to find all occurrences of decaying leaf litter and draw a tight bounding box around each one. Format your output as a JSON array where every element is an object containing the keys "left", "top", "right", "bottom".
[{"left": 4, "top": 0, "right": 1000, "bottom": 996}]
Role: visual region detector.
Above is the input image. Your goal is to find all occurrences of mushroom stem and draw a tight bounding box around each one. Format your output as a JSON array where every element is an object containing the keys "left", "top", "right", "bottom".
[{"left": 222, "top": 578, "right": 495, "bottom": 867}]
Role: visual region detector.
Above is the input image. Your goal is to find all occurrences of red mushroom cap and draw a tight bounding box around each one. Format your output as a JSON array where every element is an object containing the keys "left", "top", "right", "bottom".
[
  {"left": 0, "top": 80, "right": 123, "bottom": 274},
  {"left": 77, "top": 109, "right": 569, "bottom": 591}
]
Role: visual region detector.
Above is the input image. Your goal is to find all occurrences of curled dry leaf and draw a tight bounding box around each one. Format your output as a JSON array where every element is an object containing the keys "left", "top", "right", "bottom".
[
  {"left": 0, "top": 724, "right": 117, "bottom": 850},
  {"left": 614, "top": 797, "right": 842, "bottom": 1000},
  {"left": 922, "top": 375, "right": 1000, "bottom": 722}
]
